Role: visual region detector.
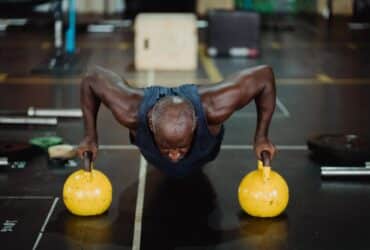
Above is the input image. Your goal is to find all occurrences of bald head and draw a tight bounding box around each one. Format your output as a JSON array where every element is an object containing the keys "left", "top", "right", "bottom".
[
  {"left": 151, "top": 96, "right": 196, "bottom": 135},
  {"left": 149, "top": 96, "right": 197, "bottom": 162}
]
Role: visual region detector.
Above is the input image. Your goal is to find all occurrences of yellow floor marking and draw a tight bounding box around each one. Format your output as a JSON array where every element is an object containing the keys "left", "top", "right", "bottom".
[
  {"left": 1, "top": 75, "right": 369, "bottom": 86},
  {"left": 38, "top": 41, "right": 131, "bottom": 50},
  {"left": 277, "top": 77, "right": 370, "bottom": 85},
  {"left": 0, "top": 73, "right": 8, "bottom": 82},
  {"left": 117, "top": 42, "right": 131, "bottom": 50},
  {"left": 347, "top": 43, "right": 357, "bottom": 50},
  {"left": 0, "top": 76, "right": 144, "bottom": 85},
  {"left": 326, "top": 78, "right": 370, "bottom": 84},
  {"left": 3, "top": 41, "right": 369, "bottom": 49},
  {"left": 316, "top": 73, "right": 334, "bottom": 83},
  {"left": 271, "top": 42, "right": 282, "bottom": 49},
  {"left": 277, "top": 78, "right": 316, "bottom": 85},
  {"left": 0, "top": 76, "right": 80, "bottom": 85},
  {"left": 198, "top": 45, "right": 223, "bottom": 83},
  {"left": 77, "top": 42, "right": 132, "bottom": 49},
  {"left": 41, "top": 42, "right": 51, "bottom": 50}
]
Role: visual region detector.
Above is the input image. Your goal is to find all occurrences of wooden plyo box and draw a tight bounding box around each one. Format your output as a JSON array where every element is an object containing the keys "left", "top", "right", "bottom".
[
  {"left": 134, "top": 13, "right": 198, "bottom": 71},
  {"left": 196, "top": 0, "right": 235, "bottom": 17},
  {"left": 317, "top": 0, "right": 353, "bottom": 16}
]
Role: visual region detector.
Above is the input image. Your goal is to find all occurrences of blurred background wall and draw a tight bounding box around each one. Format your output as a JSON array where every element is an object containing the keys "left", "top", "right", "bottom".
[
  {"left": 61, "top": 0, "right": 355, "bottom": 16},
  {"left": 76, "top": 0, "right": 125, "bottom": 14}
]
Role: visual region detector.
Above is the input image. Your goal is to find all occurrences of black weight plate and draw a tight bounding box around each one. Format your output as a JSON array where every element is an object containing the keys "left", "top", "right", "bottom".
[
  {"left": 0, "top": 141, "right": 41, "bottom": 161},
  {"left": 48, "top": 157, "right": 68, "bottom": 168},
  {"left": 307, "top": 134, "right": 370, "bottom": 165}
]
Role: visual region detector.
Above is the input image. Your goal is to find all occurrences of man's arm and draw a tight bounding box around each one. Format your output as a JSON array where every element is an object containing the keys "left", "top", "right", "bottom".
[
  {"left": 78, "top": 66, "right": 143, "bottom": 159},
  {"left": 199, "top": 65, "right": 276, "bottom": 160}
]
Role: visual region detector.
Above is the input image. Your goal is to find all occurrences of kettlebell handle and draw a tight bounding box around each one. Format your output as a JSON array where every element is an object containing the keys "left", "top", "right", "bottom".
[
  {"left": 261, "top": 151, "right": 271, "bottom": 167},
  {"left": 260, "top": 151, "right": 272, "bottom": 182},
  {"left": 83, "top": 151, "right": 93, "bottom": 172}
]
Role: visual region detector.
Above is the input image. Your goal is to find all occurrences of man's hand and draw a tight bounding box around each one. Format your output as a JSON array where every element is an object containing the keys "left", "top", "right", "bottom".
[
  {"left": 254, "top": 137, "right": 276, "bottom": 163},
  {"left": 77, "top": 136, "right": 98, "bottom": 160}
]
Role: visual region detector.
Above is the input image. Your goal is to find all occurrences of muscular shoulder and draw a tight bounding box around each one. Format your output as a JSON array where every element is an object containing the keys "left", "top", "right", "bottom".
[
  {"left": 198, "top": 65, "right": 274, "bottom": 125},
  {"left": 81, "top": 66, "right": 144, "bottom": 129},
  {"left": 198, "top": 83, "right": 241, "bottom": 125}
]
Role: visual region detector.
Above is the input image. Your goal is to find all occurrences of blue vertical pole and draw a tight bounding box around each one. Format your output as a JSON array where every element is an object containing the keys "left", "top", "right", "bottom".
[{"left": 65, "top": 0, "right": 76, "bottom": 54}]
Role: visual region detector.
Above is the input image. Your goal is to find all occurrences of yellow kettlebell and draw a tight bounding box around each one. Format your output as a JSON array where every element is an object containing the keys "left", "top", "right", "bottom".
[
  {"left": 238, "top": 151, "right": 289, "bottom": 218},
  {"left": 63, "top": 151, "right": 112, "bottom": 216}
]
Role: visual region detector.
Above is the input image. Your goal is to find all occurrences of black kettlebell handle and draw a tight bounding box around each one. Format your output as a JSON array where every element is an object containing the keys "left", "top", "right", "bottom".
[
  {"left": 261, "top": 151, "right": 271, "bottom": 167},
  {"left": 83, "top": 151, "right": 93, "bottom": 172}
]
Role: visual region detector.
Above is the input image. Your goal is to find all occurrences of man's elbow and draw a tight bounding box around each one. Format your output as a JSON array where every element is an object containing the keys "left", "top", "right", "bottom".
[
  {"left": 238, "top": 65, "right": 274, "bottom": 82},
  {"left": 80, "top": 75, "right": 101, "bottom": 102},
  {"left": 81, "top": 73, "right": 99, "bottom": 89},
  {"left": 258, "top": 65, "right": 274, "bottom": 77},
  {"left": 258, "top": 65, "right": 275, "bottom": 88},
  {"left": 85, "top": 65, "right": 104, "bottom": 77}
]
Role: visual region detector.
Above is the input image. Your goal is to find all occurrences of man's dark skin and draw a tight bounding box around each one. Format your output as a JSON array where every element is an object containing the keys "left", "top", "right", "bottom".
[{"left": 77, "top": 65, "right": 277, "bottom": 167}]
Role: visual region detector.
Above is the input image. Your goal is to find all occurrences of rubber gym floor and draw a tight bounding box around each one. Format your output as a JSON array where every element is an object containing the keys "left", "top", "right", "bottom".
[{"left": 1, "top": 15, "right": 370, "bottom": 250}]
